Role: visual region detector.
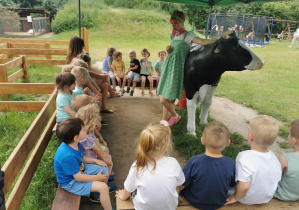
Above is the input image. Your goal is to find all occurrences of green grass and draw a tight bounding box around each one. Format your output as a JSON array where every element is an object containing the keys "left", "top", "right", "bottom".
[
  {"left": 0, "top": 5, "right": 298, "bottom": 209},
  {"left": 171, "top": 108, "right": 250, "bottom": 162}
]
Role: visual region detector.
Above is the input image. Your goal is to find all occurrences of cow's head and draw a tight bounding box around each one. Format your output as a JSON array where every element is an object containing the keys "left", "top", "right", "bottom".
[{"left": 213, "top": 31, "right": 264, "bottom": 71}]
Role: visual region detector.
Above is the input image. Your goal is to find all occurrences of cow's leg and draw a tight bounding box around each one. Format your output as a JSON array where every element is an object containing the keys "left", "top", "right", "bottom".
[
  {"left": 187, "top": 92, "right": 199, "bottom": 136},
  {"left": 199, "top": 86, "right": 217, "bottom": 124}
]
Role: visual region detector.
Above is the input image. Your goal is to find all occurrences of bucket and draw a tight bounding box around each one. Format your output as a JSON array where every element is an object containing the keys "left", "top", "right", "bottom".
[{"left": 179, "top": 91, "right": 187, "bottom": 109}]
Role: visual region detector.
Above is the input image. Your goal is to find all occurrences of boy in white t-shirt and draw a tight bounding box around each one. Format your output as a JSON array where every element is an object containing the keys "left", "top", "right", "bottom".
[{"left": 225, "top": 116, "right": 281, "bottom": 205}]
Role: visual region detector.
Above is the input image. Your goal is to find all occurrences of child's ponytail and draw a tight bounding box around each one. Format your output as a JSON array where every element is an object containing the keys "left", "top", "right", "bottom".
[{"left": 135, "top": 123, "right": 172, "bottom": 177}]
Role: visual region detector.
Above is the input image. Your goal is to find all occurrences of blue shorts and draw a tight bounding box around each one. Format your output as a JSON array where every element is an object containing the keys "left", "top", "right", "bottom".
[
  {"left": 61, "top": 163, "right": 108, "bottom": 196},
  {"left": 127, "top": 71, "right": 141, "bottom": 82}
]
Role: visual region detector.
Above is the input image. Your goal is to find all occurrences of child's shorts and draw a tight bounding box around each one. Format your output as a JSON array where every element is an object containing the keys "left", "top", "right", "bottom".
[
  {"left": 61, "top": 163, "right": 108, "bottom": 196},
  {"left": 140, "top": 74, "right": 151, "bottom": 79},
  {"left": 127, "top": 71, "right": 141, "bottom": 82},
  {"left": 102, "top": 70, "right": 115, "bottom": 79}
]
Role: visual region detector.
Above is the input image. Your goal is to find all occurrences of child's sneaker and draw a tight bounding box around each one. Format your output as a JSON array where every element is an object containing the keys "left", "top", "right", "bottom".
[
  {"left": 121, "top": 89, "right": 125, "bottom": 95},
  {"left": 119, "top": 90, "right": 123, "bottom": 96},
  {"left": 108, "top": 184, "right": 117, "bottom": 193},
  {"left": 130, "top": 90, "right": 134, "bottom": 96},
  {"left": 126, "top": 87, "right": 130, "bottom": 93},
  {"left": 89, "top": 192, "right": 101, "bottom": 203},
  {"left": 108, "top": 175, "right": 114, "bottom": 182}
]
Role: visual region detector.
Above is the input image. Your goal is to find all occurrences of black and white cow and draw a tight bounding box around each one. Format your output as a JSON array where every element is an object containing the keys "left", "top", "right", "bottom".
[{"left": 184, "top": 31, "right": 264, "bottom": 135}]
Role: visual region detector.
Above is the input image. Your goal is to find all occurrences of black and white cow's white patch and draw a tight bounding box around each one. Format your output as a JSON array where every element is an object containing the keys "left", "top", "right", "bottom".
[{"left": 184, "top": 31, "right": 264, "bottom": 135}]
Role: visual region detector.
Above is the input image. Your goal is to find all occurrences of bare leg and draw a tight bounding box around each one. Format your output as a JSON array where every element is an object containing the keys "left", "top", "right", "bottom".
[
  {"left": 141, "top": 76, "right": 146, "bottom": 95},
  {"left": 162, "top": 105, "right": 169, "bottom": 121},
  {"left": 122, "top": 75, "right": 127, "bottom": 89},
  {"left": 91, "top": 181, "right": 112, "bottom": 210},
  {"left": 160, "top": 96, "right": 177, "bottom": 118},
  {"left": 148, "top": 76, "right": 153, "bottom": 92},
  {"left": 127, "top": 78, "right": 131, "bottom": 88},
  {"left": 97, "top": 81, "right": 108, "bottom": 110},
  {"left": 132, "top": 81, "right": 137, "bottom": 90}
]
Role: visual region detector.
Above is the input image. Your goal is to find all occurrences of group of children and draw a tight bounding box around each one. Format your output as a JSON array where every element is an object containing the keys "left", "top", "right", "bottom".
[
  {"left": 54, "top": 51, "right": 119, "bottom": 209},
  {"left": 101, "top": 47, "right": 167, "bottom": 97},
  {"left": 116, "top": 116, "right": 299, "bottom": 210}
]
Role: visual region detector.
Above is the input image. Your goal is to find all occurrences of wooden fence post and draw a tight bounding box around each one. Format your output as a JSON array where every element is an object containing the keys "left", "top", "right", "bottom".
[
  {"left": 7, "top": 42, "right": 13, "bottom": 59},
  {"left": 81, "top": 28, "right": 89, "bottom": 53},
  {"left": 32, "top": 19, "right": 35, "bottom": 37},
  {"left": 45, "top": 42, "right": 51, "bottom": 59},
  {"left": 0, "top": 64, "right": 8, "bottom": 98},
  {"left": 21, "top": 55, "right": 29, "bottom": 83}
]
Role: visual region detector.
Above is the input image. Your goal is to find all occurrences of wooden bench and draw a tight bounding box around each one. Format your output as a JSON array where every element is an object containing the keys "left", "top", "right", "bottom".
[
  {"left": 51, "top": 185, "right": 81, "bottom": 210},
  {"left": 117, "top": 194, "right": 299, "bottom": 210},
  {"left": 109, "top": 75, "right": 157, "bottom": 88}
]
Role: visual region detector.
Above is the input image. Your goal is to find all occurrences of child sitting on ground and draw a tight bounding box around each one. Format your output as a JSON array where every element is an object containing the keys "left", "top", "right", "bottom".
[
  {"left": 54, "top": 118, "right": 113, "bottom": 209},
  {"left": 116, "top": 122, "right": 185, "bottom": 210},
  {"left": 225, "top": 116, "right": 281, "bottom": 205},
  {"left": 76, "top": 104, "right": 116, "bottom": 194},
  {"left": 112, "top": 51, "right": 127, "bottom": 96},
  {"left": 102, "top": 47, "right": 117, "bottom": 91},
  {"left": 274, "top": 119, "right": 299, "bottom": 201},
  {"left": 179, "top": 121, "right": 235, "bottom": 210},
  {"left": 154, "top": 50, "right": 167, "bottom": 95},
  {"left": 126, "top": 50, "right": 141, "bottom": 96},
  {"left": 140, "top": 48, "right": 154, "bottom": 97},
  {"left": 55, "top": 72, "right": 76, "bottom": 123}
]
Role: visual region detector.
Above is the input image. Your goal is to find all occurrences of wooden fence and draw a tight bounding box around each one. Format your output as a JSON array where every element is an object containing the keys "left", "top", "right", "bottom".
[
  {"left": 0, "top": 28, "right": 90, "bottom": 209},
  {"left": 0, "top": 83, "right": 57, "bottom": 210}
]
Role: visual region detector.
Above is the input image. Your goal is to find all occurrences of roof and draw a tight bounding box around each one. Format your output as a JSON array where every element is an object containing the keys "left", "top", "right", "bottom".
[{"left": 8, "top": 8, "right": 50, "bottom": 14}]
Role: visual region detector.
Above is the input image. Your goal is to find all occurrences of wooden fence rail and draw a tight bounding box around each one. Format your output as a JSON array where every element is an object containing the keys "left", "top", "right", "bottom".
[{"left": 1, "top": 83, "right": 57, "bottom": 210}]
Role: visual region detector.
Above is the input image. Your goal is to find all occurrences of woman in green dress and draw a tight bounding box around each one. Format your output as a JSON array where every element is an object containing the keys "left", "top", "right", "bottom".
[{"left": 157, "top": 10, "right": 216, "bottom": 126}]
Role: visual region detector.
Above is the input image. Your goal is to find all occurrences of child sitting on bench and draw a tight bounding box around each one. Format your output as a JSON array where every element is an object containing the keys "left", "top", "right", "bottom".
[
  {"left": 116, "top": 122, "right": 185, "bottom": 210},
  {"left": 225, "top": 116, "right": 281, "bottom": 205},
  {"left": 54, "top": 118, "right": 114, "bottom": 209},
  {"left": 179, "top": 121, "right": 235, "bottom": 209},
  {"left": 274, "top": 119, "right": 299, "bottom": 201}
]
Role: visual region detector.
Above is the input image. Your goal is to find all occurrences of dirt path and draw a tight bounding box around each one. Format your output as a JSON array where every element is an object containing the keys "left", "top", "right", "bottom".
[
  {"left": 79, "top": 90, "right": 290, "bottom": 210},
  {"left": 79, "top": 89, "right": 185, "bottom": 210}
]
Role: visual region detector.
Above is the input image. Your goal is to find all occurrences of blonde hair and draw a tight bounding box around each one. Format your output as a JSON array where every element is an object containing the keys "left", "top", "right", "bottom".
[
  {"left": 107, "top": 47, "right": 116, "bottom": 57},
  {"left": 158, "top": 50, "right": 167, "bottom": 56},
  {"left": 129, "top": 49, "right": 136, "bottom": 56},
  {"left": 72, "top": 94, "right": 92, "bottom": 112},
  {"left": 71, "top": 59, "right": 88, "bottom": 69},
  {"left": 135, "top": 122, "right": 172, "bottom": 177},
  {"left": 62, "top": 64, "right": 75, "bottom": 73},
  {"left": 76, "top": 104, "right": 99, "bottom": 134},
  {"left": 71, "top": 66, "right": 88, "bottom": 80},
  {"left": 249, "top": 116, "right": 280, "bottom": 147},
  {"left": 290, "top": 119, "right": 299, "bottom": 140},
  {"left": 203, "top": 121, "right": 230, "bottom": 152}
]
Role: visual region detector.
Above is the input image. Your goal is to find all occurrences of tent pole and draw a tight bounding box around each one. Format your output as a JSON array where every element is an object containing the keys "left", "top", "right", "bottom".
[
  {"left": 205, "top": 6, "right": 212, "bottom": 39},
  {"left": 79, "top": 0, "right": 81, "bottom": 37}
]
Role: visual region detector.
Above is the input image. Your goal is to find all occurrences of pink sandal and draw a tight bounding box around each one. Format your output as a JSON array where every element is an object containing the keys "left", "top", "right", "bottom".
[{"left": 168, "top": 115, "right": 181, "bottom": 127}]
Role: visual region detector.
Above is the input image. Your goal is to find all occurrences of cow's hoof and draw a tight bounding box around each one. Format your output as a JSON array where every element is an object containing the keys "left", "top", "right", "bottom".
[{"left": 188, "top": 131, "right": 197, "bottom": 136}]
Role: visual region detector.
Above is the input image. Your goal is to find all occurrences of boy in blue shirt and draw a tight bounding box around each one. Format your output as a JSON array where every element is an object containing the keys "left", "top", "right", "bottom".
[
  {"left": 54, "top": 118, "right": 114, "bottom": 210},
  {"left": 179, "top": 121, "right": 235, "bottom": 210}
]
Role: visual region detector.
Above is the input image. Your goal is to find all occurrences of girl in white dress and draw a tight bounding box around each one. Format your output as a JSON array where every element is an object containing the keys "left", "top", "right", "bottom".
[{"left": 116, "top": 122, "right": 185, "bottom": 210}]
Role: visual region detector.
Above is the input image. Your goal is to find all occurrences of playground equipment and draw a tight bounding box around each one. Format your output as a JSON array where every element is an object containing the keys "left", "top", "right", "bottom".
[{"left": 207, "top": 13, "right": 273, "bottom": 45}]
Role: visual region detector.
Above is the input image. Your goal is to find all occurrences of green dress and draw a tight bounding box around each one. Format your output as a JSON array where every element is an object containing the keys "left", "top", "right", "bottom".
[{"left": 157, "top": 32, "right": 192, "bottom": 100}]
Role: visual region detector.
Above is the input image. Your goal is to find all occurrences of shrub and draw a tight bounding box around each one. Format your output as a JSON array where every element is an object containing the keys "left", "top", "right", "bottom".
[{"left": 51, "top": 0, "right": 107, "bottom": 33}]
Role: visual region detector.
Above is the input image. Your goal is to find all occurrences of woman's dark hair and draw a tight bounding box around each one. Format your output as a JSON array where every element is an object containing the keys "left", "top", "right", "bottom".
[
  {"left": 56, "top": 118, "right": 84, "bottom": 144},
  {"left": 55, "top": 72, "right": 76, "bottom": 90},
  {"left": 66, "top": 36, "right": 85, "bottom": 64}
]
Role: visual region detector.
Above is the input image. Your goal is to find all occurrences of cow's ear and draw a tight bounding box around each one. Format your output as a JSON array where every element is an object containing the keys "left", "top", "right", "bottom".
[{"left": 213, "top": 43, "right": 222, "bottom": 54}]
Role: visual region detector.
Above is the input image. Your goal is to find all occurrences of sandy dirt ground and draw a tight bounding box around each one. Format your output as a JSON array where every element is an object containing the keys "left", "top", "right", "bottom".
[{"left": 79, "top": 88, "right": 291, "bottom": 210}]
